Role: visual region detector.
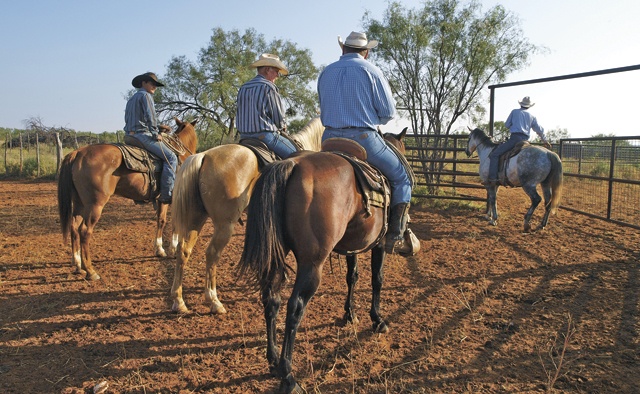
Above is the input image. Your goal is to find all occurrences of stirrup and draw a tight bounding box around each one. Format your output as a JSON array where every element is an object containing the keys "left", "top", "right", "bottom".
[{"left": 385, "top": 229, "right": 420, "bottom": 256}]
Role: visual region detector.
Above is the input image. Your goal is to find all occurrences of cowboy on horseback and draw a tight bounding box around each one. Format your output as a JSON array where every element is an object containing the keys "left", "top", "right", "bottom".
[
  {"left": 318, "top": 31, "right": 420, "bottom": 256},
  {"left": 487, "top": 96, "right": 552, "bottom": 185},
  {"left": 236, "top": 54, "right": 298, "bottom": 159},
  {"left": 124, "top": 72, "right": 177, "bottom": 204}
]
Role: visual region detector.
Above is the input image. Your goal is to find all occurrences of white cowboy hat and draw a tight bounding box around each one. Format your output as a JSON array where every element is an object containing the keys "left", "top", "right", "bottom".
[
  {"left": 518, "top": 96, "right": 535, "bottom": 108},
  {"left": 250, "top": 53, "right": 289, "bottom": 76},
  {"left": 338, "top": 31, "right": 378, "bottom": 49}
]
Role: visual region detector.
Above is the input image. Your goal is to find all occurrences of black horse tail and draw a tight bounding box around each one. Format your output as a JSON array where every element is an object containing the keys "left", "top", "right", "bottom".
[
  {"left": 545, "top": 151, "right": 564, "bottom": 215},
  {"left": 58, "top": 151, "right": 78, "bottom": 242},
  {"left": 239, "top": 160, "right": 295, "bottom": 294}
]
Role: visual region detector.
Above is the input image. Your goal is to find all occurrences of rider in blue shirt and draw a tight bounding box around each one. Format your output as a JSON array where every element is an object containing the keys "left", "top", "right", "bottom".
[
  {"left": 124, "top": 72, "right": 177, "bottom": 204},
  {"left": 318, "top": 31, "right": 419, "bottom": 256},
  {"left": 487, "top": 96, "right": 551, "bottom": 184}
]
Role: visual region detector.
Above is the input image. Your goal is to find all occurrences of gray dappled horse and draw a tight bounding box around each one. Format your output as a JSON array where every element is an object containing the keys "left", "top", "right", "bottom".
[{"left": 465, "top": 128, "right": 563, "bottom": 233}]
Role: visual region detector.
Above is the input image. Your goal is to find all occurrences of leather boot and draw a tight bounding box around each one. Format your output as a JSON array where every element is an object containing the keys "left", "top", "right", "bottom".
[{"left": 385, "top": 203, "right": 420, "bottom": 256}]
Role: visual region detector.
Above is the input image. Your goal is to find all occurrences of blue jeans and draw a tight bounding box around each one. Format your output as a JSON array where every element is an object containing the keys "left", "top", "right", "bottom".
[
  {"left": 323, "top": 128, "right": 412, "bottom": 206},
  {"left": 239, "top": 131, "right": 298, "bottom": 159},
  {"left": 488, "top": 132, "right": 529, "bottom": 180},
  {"left": 130, "top": 132, "right": 178, "bottom": 201}
]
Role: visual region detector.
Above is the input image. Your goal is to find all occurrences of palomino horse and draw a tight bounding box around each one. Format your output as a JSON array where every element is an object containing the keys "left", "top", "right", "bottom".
[
  {"left": 170, "top": 117, "right": 324, "bottom": 314},
  {"left": 238, "top": 129, "right": 408, "bottom": 393},
  {"left": 465, "top": 128, "right": 563, "bottom": 233},
  {"left": 58, "top": 118, "right": 198, "bottom": 280}
]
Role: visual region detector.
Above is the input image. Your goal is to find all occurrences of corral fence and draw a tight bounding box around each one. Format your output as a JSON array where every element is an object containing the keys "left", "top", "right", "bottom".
[{"left": 405, "top": 134, "right": 640, "bottom": 230}]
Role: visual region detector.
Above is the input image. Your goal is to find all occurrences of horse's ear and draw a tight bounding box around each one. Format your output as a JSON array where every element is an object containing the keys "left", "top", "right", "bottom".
[
  {"left": 190, "top": 119, "right": 198, "bottom": 126},
  {"left": 467, "top": 126, "right": 473, "bottom": 131},
  {"left": 399, "top": 127, "right": 408, "bottom": 140},
  {"left": 174, "top": 116, "right": 183, "bottom": 126}
]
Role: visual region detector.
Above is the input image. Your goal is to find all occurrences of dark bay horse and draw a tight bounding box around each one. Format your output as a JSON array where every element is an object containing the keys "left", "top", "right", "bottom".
[
  {"left": 238, "top": 129, "right": 408, "bottom": 393},
  {"left": 465, "top": 128, "right": 563, "bottom": 232},
  {"left": 170, "top": 117, "right": 324, "bottom": 314},
  {"left": 57, "top": 118, "right": 197, "bottom": 280}
]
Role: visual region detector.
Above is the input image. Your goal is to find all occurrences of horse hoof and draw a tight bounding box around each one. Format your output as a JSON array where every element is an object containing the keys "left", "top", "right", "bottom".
[
  {"left": 343, "top": 312, "right": 359, "bottom": 325},
  {"left": 155, "top": 249, "right": 167, "bottom": 258},
  {"left": 86, "top": 273, "right": 101, "bottom": 281},
  {"left": 279, "top": 375, "right": 304, "bottom": 394},
  {"left": 210, "top": 303, "right": 227, "bottom": 315},
  {"left": 171, "top": 301, "right": 189, "bottom": 314},
  {"left": 373, "top": 320, "right": 389, "bottom": 333}
]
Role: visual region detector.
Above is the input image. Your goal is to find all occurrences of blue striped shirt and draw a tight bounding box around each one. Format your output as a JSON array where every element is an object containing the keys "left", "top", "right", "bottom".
[
  {"left": 318, "top": 53, "right": 396, "bottom": 130},
  {"left": 124, "top": 88, "right": 160, "bottom": 135},
  {"left": 236, "top": 75, "right": 286, "bottom": 133}
]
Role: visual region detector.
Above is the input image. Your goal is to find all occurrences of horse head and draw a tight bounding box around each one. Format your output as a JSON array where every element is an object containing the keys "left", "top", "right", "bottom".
[
  {"left": 465, "top": 127, "right": 487, "bottom": 157},
  {"left": 383, "top": 127, "right": 408, "bottom": 155}
]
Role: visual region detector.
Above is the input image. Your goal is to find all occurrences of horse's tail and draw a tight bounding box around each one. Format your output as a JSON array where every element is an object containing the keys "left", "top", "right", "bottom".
[
  {"left": 546, "top": 151, "right": 564, "bottom": 215},
  {"left": 239, "top": 160, "right": 295, "bottom": 294},
  {"left": 172, "top": 152, "right": 206, "bottom": 237},
  {"left": 58, "top": 151, "right": 78, "bottom": 242}
]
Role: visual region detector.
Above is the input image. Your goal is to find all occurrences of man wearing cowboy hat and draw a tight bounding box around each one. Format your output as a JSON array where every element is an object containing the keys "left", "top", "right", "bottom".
[
  {"left": 317, "top": 31, "right": 419, "bottom": 256},
  {"left": 487, "top": 96, "right": 551, "bottom": 185},
  {"left": 124, "top": 72, "right": 177, "bottom": 204},
  {"left": 236, "top": 53, "right": 298, "bottom": 159}
]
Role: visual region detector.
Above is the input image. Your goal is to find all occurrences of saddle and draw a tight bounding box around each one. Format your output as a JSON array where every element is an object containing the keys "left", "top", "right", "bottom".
[
  {"left": 238, "top": 138, "right": 280, "bottom": 169},
  {"left": 496, "top": 140, "right": 530, "bottom": 187},
  {"left": 322, "top": 138, "right": 392, "bottom": 255}
]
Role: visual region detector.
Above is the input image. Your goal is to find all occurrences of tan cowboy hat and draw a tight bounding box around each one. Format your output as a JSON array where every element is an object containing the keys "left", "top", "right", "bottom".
[
  {"left": 250, "top": 53, "right": 289, "bottom": 76},
  {"left": 132, "top": 72, "right": 165, "bottom": 88},
  {"left": 338, "top": 31, "right": 378, "bottom": 49},
  {"left": 518, "top": 96, "right": 535, "bottom": 108}
]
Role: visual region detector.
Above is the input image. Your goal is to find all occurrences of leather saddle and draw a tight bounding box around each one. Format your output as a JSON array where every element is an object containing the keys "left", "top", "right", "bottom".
[
  {"left": 238, "top": 138, "right": 280, "bottom": 169},
  {"left": 497, "top": 140, "right": 530, "bottom": 187},
  {"left": 115, "top": 135, "right": 167, "bottom": 203},
  {"left": 321, "top": 137, "right": 391, "bottom": 255}
]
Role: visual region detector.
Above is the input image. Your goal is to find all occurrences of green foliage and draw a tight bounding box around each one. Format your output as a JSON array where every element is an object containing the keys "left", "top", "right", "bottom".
[
  {"left": 158, "top": 27, "right": 319, "bottom": 150},
  {"left": 364, "top": 0, "right": 540, "bottom": 137},
  {"left": 532, "top": 127, "right": 570, "bottom": 144},
  {"left": 589, "top": 162, "right": 609, "bottom": 177}
]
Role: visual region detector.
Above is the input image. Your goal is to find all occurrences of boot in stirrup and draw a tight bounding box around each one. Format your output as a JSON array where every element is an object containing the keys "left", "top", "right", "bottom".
[{"left": 385, "top": 203, "right": 420, "bottom": 256}]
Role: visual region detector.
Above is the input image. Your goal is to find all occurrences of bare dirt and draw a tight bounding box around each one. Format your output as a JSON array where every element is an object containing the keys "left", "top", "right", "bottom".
[{"left": 1, "top": 179, "right": 638, "bottom": 393}]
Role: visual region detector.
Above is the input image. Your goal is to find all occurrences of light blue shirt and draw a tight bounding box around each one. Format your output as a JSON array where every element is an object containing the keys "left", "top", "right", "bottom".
[
  {"left": 124, "top": 88, "right": 160, "bottom": 135},
  {"left": 318, "top": 53, "right": 396, "bottom": 130},
  {"left": 236, "top": 75, "right": 286, "bottom": 133},
  {"left": 505, "top": 108, "right": 546, "bottom": 140}
]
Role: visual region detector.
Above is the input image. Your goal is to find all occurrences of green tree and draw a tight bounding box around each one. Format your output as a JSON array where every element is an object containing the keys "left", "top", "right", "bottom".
[
  {"left": 532, "top": 127, "right": 570, "bottom": 144},
  {"left": 157, "top": 27, "right": 319, "bottom": 149},
  {"left": 364, "top": 0, "right": 539, "bottom": 192}
]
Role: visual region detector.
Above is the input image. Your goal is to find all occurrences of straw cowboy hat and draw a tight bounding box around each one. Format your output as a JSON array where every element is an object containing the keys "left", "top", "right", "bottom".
[
  {"left": 338, "top": 31, "right": 378, "bottom": 49},
  {"left": 518, "top": 96, "right": 535, "bottom": 108},
  {"left": 132, "top": 72, "right": 165, "bottom": 88},
  {"left": 250, "top": 53, "right": 289, "bottom": 76}
]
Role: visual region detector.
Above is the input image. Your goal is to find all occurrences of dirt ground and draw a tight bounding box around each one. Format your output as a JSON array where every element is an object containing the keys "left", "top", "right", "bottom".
[{"left": 1, "top": 179, "right": 638, "bottom": 394}]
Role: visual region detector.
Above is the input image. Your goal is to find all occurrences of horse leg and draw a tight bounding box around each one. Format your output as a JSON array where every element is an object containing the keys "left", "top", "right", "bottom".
[
  {"left": 536, "top": 185, "right": 554, "bottom": 231},
  {"left": 154, "top": 203, "right": 170, "bottom": 257},
  {"left": 370, "top": 246, "right": 389, "bottom": 333},
  {"left": 70, "top": 214, "right": 83, "bottom": 275},
  {"left": 261, "top": 286, "right": 282, "bottom": 377},
  {"left": 522, "top": 184, "right": 542, "bottom": 233},
  {"left": 203, "top": 221, "right": 236, "bottom": 314},
  {"left": 486, "top": 186, "right": 499, "bottom": 226},
  {"left": 171, "top": 228, "right": 199, "bottom": 313},
  {"left": 278, "top": 263, "right": 322, "bottom": 394},
  {"left": 78, "top": 205, "right": 104, "bottom": 281},
  {"left": 343, "top": 254, "right": 359, "bottom": 324}
]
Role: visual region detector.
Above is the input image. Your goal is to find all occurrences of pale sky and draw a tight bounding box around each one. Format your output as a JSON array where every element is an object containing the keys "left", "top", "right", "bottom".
[{"left": 1, "top": 0, "right": 639, "bottom": 138}]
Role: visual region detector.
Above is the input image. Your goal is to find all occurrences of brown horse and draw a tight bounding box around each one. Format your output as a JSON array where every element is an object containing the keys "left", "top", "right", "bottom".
[
  {"left": 170, "top": 117, "right": 324, "bottom": 314},
  {"left": 238, "top": 129, "right": 408, "bottom": 393},
  {"left": 57, "top": 117, "right": 197, "bottom": 281}
]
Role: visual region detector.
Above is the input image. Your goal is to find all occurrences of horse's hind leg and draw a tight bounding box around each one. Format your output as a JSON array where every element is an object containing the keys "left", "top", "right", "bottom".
[
  {"left": 203, "top": 221, "right": 236, "bottom": 314},
  {"left": 370, "top": 246, "right": 389, "bottom": 333},
  {"left": 261, "top": 286, "right": 282, "bottom": 377},
  {"left": 522, "top": 184, "right": 542, "bottom": 233},
  {"left": 536, "top": 185, "right": 554, "bottom": 231},
  {"left": 343, "top": 254, "right": 359, "bottom": 324},
  {"left": 154, "top": 203, "right": 170, "bottom": 257},
  {"left": 171, "top": 228, "right": 200, "bottom": 313},
  {"left": 486, "top": 186, "right": 499, "bottom": 226},
  {"left": 78, "top": 205, "right": 104, "bottom": 281},
  {"left": 70, "top": 214, "right": 83, "bottom": 275}
]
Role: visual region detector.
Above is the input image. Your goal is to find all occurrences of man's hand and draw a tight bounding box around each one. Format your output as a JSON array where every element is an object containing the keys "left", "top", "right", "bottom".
[
  {"left": 543, "top": 141, "right": 552, "bottom": 150},
  {"left": 158, "top": 124, "right": 171, "bottom": 134}
]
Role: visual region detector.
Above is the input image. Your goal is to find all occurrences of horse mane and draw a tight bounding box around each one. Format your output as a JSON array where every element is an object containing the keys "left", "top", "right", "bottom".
[
  {"left": 291, "top": 117, "right": 324, "bottom": 151},
  {"left": 471, "top": 128, "right": 497, "bottom": 148}
]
